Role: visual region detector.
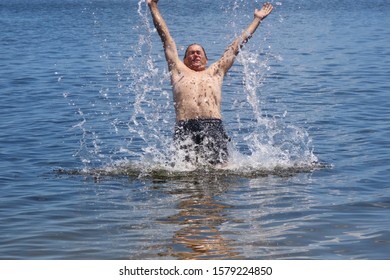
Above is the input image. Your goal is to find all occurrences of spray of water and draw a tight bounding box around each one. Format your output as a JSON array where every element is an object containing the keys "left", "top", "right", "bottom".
[{"left": 63, "top": 0, "right": 319, "bottom": 177}]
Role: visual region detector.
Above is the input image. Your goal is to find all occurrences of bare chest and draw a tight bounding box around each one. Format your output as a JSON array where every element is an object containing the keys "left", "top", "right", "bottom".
[{"left": 172, "top": 71, "right": 222, "bottom": 100}]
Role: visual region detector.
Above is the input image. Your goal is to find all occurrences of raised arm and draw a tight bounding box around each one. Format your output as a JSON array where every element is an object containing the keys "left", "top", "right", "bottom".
[
  {"left": 147, "top": 0, "right": 180, "bottom": 71},
  {"left": 215, "top": 2, "right": 273, "bottom": 74}
]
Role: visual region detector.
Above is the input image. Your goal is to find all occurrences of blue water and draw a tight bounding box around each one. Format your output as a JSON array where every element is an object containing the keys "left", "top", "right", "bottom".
[{"left": 1, "top": 0, "right": 389, "bottom": 259}]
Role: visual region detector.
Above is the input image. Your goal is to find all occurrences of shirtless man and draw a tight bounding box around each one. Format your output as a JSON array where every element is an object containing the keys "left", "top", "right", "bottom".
[{"left": 147, "top": 0, "right": 273, "bottom": 165}]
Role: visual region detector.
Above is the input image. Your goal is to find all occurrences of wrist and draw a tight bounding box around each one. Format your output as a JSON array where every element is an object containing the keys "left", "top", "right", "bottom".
[{"left": 254, "top": 16, "right": 263, "bottom": 22}]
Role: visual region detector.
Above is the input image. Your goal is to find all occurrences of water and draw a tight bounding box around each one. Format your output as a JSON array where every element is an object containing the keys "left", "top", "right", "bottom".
[{"left": 0, "top": 0, "right": 389, "bottom": 259}]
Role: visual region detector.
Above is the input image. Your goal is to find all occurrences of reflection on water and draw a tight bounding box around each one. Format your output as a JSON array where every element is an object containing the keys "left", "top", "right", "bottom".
[
  {"left": 159, "top": 178, "right": 240, "bottom": 259},
  {"left": 121, "top": 172, "right": 318, "bottom": 260},
  {"left": 55, "top": 161, "right": 326, "bottom": 259},
  {"left": 55, "top": 160, "right": 326, "bottom": 259}
]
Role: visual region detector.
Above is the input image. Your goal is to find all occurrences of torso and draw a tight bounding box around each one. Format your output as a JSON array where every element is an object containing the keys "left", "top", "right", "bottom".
[{"left": 171, "top": 64, "right": 224, "bottom": 121}]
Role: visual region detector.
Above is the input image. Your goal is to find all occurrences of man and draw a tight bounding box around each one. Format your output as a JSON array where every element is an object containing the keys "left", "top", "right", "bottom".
[{"left": 147, "top": 0, "right": 273, "bottom": 165}]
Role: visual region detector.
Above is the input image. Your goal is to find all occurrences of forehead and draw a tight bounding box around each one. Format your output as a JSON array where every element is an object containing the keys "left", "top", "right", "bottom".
[{"left": 186, "top": 45, "right": 205, "bottom": 53}]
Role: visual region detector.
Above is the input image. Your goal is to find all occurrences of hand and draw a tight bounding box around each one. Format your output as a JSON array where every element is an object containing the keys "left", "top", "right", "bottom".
[
  {"left": 147, "top": 0, "right": 158, "bottom": 5},
  {"left": 254, "top": 2, "right": 273, "bottom": 20}
]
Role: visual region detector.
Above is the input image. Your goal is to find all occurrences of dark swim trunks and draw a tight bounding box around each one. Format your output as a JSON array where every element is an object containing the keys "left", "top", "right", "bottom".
[{"left": 173, "top": 118, "right": 230, "bottom": 165}]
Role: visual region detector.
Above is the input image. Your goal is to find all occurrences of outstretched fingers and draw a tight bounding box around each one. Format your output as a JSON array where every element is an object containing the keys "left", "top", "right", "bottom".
[{"left": 255, "top": 2, "right": 273, "bottom": 20}]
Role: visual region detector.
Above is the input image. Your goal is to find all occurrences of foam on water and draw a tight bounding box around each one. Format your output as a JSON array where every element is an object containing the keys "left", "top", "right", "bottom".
[{"left": 64, "top": 0, "right": 319, "bottom": 177}]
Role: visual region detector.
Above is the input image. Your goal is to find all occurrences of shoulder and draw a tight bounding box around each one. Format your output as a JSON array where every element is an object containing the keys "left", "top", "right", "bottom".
[
  {"left": 170, "top": 61, "right": 194, "bottom": 83},
  {"left": 209, "top": 44, "right": 239, "bottom": 76},
  {"left": 166, "top": 57, "right": 186, "bottom": 74},
  {"left": 207, "top": 61, "right": 226, "bottom": 77}
]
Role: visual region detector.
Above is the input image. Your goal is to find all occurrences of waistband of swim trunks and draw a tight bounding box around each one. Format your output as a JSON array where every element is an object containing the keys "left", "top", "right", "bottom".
[{"left": 176, "top": 118, "right": 222, "bottom": 126}]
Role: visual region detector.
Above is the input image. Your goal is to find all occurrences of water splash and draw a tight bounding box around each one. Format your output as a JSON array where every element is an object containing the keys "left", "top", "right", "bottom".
[
  {"left": 64, "top": 0, "right": 320, "bottom": 177},
  {"left": 220, "top": 1, "right": 318, "bottom": 172}
]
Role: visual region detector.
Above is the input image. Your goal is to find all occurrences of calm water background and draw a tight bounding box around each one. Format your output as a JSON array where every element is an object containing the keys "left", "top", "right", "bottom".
[{"left": 1, "top": 0, "right": 389, "bottom": 259}]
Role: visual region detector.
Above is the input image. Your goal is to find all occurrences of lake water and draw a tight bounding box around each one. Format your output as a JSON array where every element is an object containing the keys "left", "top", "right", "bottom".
[{"left": 0, "top": 0, "right": 389, "bottom": 259}]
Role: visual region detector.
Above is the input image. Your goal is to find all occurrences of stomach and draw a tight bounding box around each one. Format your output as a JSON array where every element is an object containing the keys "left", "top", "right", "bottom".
[{"left": 175, "top": 100, "right": 222, "bottom": 121}]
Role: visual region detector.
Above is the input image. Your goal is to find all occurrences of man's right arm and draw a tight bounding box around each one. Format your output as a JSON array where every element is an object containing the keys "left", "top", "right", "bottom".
[{"left": 147, "top": 0, "right": 180, "bottom": 71}]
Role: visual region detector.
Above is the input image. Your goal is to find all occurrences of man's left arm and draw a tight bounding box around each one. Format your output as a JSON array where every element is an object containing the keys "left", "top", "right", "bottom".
[{"left": 214, "top": 2, "right": 273, "bottom": 74}]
